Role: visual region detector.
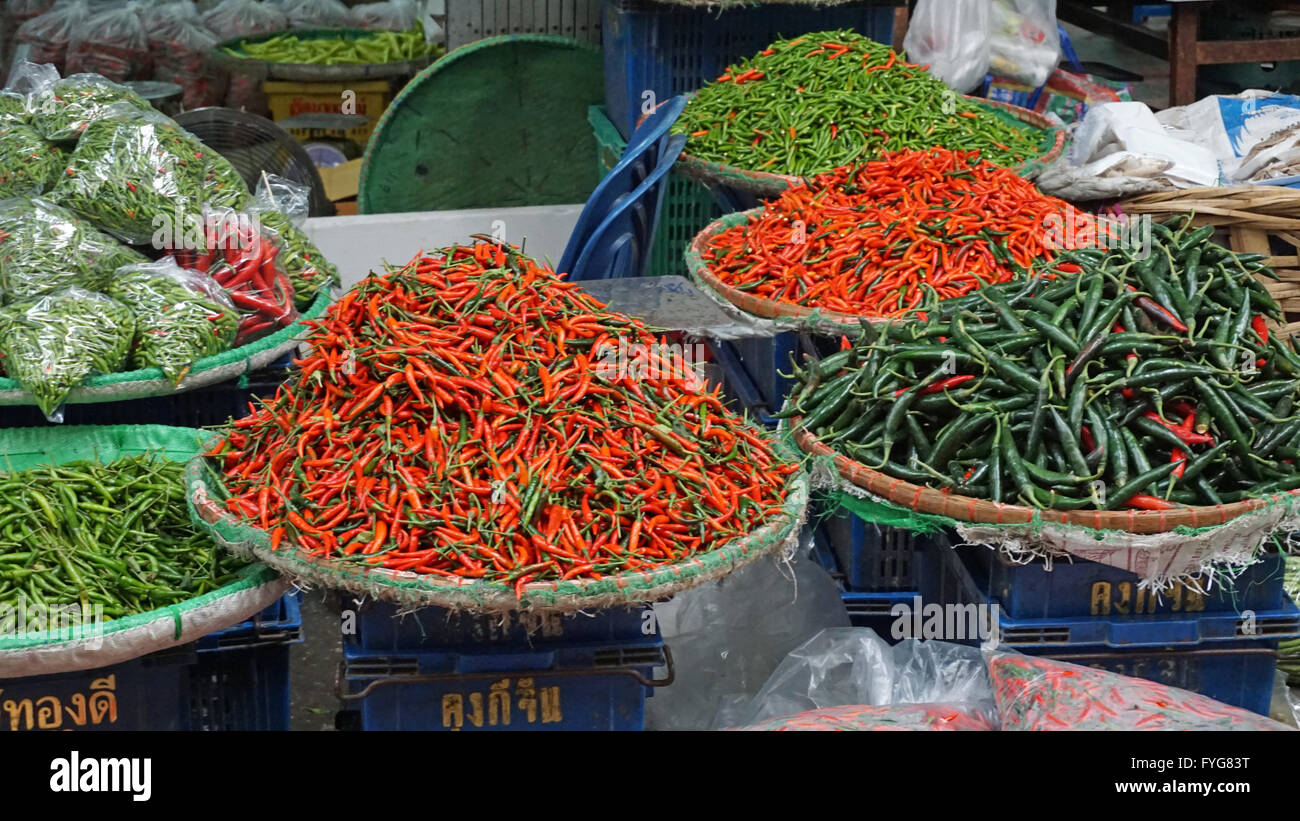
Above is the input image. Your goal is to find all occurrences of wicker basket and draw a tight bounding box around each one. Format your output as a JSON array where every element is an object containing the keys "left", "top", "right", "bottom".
[
  {"left": 676, "top": 97, "right": 1066, "bottom": 202},
  {"left": 1120, "top": 185, "right": 1300, "bottom": 337},
  {"left": 792, "top": 423, "right": 1296, "bottom": 535}
]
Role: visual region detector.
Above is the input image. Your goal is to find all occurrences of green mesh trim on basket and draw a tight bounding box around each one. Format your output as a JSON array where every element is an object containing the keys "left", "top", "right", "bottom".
[
  {"left": 186, "top": 451, "right": 810, "bottom": 614},
  {"left": 0, "top": 423, "right": 281, "bottom": 651},
  {"left": 0, "top": 291, "right": 329, "bottom": 403}
]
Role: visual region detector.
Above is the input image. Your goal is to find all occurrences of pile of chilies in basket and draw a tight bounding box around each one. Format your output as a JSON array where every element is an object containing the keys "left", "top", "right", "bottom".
[
  {"left": 698, "top": 148, "right": 1077, "bottom": 318},
  {"left": 206, "top": 242, "right": 799, "bottom": 595}
]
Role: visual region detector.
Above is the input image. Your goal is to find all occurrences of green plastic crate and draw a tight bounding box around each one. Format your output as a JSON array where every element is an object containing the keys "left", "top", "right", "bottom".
[{"left": 587, "top": 105, "right": 721, "bottom": 278}]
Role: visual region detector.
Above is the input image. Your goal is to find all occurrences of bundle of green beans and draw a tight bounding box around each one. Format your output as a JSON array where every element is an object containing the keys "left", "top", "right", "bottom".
[
  {"left": 0, "top": 454, "right": 247, "bottom": 620},
  {"left": 223, "top": 24, "right": 438, "bottom": 65},
  {"left": 0, "top": 197, "right": 147, "bottom": 301},
  {"left": 108, "top": 262, "right": 239, "bottom": 384},
  {"left": 53, "top": 112, "right": 249, "bottom": 244},
  {"left": 785, "top": 217, "right": 1300, "bottom": 511},
  {"left": 1282, "top": 554, "right": 1299, "bottom": 683},
  {"left": 257, "top": 209, "right": 336, "bottom": 308},
  {"left": 0, "top": 288, "right": 135, "bottom": 418},
  {"left": 672, "top": 30, "right": 1044, "bottom": 176},
  {"left": 0, "top": 123, "right": 65, "bottom": 198},
  {"left": 28, "top": 75, "right": 152, "bottom": 142}
]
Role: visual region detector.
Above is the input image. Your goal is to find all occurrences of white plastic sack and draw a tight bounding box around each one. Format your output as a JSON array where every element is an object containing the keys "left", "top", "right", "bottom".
[
  {"left": 903, "top": 0, "right": 990, "bottom": 94},
  {"left": 988, "top": 0, "right": 1059, "bottom": 89},
  {"left": 1157, "top": 90, "right": 1300, "bottom": 182},
  {"left": 644, "top": 532, "right": 851, "bottom": 731},
  {"left": 719, "top": 627, "right": 998, "bottom": 729}
]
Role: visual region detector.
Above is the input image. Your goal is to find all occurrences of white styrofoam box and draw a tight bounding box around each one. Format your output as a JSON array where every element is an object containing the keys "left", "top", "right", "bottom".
[
  {"left": 444, "top": 0, "right": 602, "bottom": 52},
  {"left": 302, "top": 204, "right": 584, "bottom": 288}
]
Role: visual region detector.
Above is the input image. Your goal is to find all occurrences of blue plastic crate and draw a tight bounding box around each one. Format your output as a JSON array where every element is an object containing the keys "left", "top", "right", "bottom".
[
  {"left": 726, "top": 333, "right": 799, "bottom": 415},
  {"left": 0, "top": 646, "right": 192, "bottom": 732},
  {"left": 352, "top": 600, "right": 657, "bottom": 654},
  {"left": 337, "top": 637, "right": 671, "bottom": 731},
  {"left": 934, "top": 545, "right": 1300, "bottom": 715},
  {"left": 186, "top": 592, "right": 304, "bottom": 731},
  {"left": 710, "top": 338, "right": 779, "bottom": 427},
  {"left": 602, "top": 0, "right": 898, "bottom": 138},
  {"left": 0, "top": 360, "right": 294, "bottom": 428},
  {"left": 966, "top": 548, "right": 1288, "bottom": 621},
  {"left": 812, "top": 501, "right": 950, "bottom": 592},
  {"left": 808, "top": 527, "right": 919, "bottom": 642}
]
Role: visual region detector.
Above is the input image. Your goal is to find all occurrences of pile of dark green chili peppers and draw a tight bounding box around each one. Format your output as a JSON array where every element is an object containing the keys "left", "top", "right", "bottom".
[
  {"left": 0, "top": 454, "right": 246, "bottom": 619},
  {"left": 673, "top": 30, "right": 1045, "bottom": 176},
  {"left": 785, "top": 217, "right": 1300, "bottom": 511}
]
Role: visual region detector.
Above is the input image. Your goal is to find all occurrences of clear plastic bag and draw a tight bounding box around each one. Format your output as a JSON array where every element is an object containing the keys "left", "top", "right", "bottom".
[
  {"left": 718, "top": 627, "right": 998, "bottom": 729},
  {"left": 0, "top": 92, "right": 28, "bottom": 124},
  {"left": 645, "top": 538, "right": 853, "bottom": 731},
  {"left": 5, "top": 0, "right": 56, "bottom": 21},
  {"left": 0, "top": 122, "right": 64, "bottom": 197},
  {"left": 171, "top": 205, "right": 298, "bottom": 346},
  {"left": 52, "top": 105, "right": 249, "bottom": 244},
  {"left": 147, "top": 1, "right": 225, "bottom": 110},
  {"left": 65, "top": 0, "right": 150, "bottom": 82},
  {"left": 251, "top": 173, "right": 335, "bottom": 309},
  {"left": 988, "top": 0, "right": 1060, "bottom": 89},
  {"left": 734, "top": 703, "right": 996, "bottom": 731},
  {"left": 350, "top": 0, "right": 419, "bottom": 31},
  {"left": 23, "top": 68, "right": 152, "bottom": 141},
  {"left": 903, "top": 0, "right": 991, "bottom": 93},
  {"left": 106, "top": 258, "right": 239, "bottom": 384},
  {"left": 987, "top": 651, "right": 1296, "bottom": 731},
  {"left": 281, "top": 0, "right": 352, "bottom": 29},
  {"left": 0, "top": 196, "right": 145, "bottom": 300},
  {"left": 0, "top": 286, "right": 135, "bottom": 419},
  {"left": 13, "top": 0, "right": 88, "bottom": 74},
  {"left": 202, "top": 0, "right": 289, "bottom": 37}
]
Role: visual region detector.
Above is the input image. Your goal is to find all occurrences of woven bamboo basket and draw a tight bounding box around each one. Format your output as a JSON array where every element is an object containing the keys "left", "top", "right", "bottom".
[
  {"left": 676, "top": 97, "right": 1066, "bottom": 201},
  {"left": 791, "top": 422, "right": 1297, "bottom": 535},
  {"left": 1120, "top": 185, "right": 1300, "bottom": 337}
]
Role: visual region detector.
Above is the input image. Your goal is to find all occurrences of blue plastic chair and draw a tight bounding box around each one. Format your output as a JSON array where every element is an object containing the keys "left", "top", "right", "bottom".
[
  {"left": 558, "top": 95, "right": 688, "bottom": 279},
  {"left": 566, "top": 134, "right": 687, "bottom": 281}
]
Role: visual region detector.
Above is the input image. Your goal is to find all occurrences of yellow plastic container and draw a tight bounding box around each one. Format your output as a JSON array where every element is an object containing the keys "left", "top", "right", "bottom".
[{"left": 263, "top": 80, "right": 393, "bottom": 145}]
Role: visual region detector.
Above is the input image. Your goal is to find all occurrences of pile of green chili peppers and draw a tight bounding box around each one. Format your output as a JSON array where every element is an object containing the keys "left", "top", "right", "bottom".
[
  {"left": 224, "top": 24, "right": 439, "bottom": 65},
  {"left": 673, "top": 30, "right": 1044, "bottom": 176},
  {"left": 0, "top": 197, "right": 147, "bottom": 300},
  {"left": 785, "top": 216, "right": 1300, "bottom": 511},
  {"left": 0, "top": 454, "right": 247, "bottom": 620},
  {"left": 0, "top": 123, "right": 65, "bottom": 198},
  {"left": 29, "top": 76, "right": 153, "bottom": 143}
]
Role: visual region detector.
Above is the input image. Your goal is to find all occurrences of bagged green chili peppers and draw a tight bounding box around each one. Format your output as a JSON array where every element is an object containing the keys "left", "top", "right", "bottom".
[
  {"left": 0, "top": 92, "right": 30, "bottom": 124},
  {"left": 0, "top": 123, "right": 65, "bottom": 197},
  {"left": 108, "top": 259, "right": 239, "bottom": 384},
  {"left": 26, "top": 70, "right": 152, "bottom": 142},
  {"left": 53, "top": 106, "right": 249, "bottom": 244},
  {"left": 0, "top": 286, "right": 135, "bottom": 418},
  {"left": 0, "top": 196, "right": 146, "bottom": 300}
]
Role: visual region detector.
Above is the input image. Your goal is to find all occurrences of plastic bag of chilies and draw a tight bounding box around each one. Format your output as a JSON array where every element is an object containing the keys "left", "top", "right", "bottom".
[
  {"left": 349, "top": 0, "right": 420, "bottom": 31},
  {"left": 146, "top": 1, "right": 225, "bottom": 110},
  {"left": 65, "top": 0, "right": 151, "bottom": 82},
  {"left": 203, "top": 0, "right": 288, "bottom": 114},
  {"left": 14, "top": 0, "right": 88, "bottom": 74},
  {"left": 281, "top": 0, "right": 352, "bottom": 29},
  {"left": 734, "top": 704, "right": 996, "bottom": 731},
  {"left": 986, "top": 651, "right": 1296, "bottom": 731}
]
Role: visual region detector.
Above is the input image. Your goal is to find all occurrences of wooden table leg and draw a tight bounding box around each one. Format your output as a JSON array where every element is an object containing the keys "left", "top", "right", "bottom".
[{"left": 1169, "top": 1, "right": 1202, "bottom": 106}]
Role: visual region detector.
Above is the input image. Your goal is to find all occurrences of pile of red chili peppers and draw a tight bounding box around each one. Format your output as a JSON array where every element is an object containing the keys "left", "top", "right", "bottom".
[
  {"left": 700, "top": 148, "right": 1076, "bottom": 318},
  {"left": 207, "top": 242, "right": 800, "bottom": 597}
]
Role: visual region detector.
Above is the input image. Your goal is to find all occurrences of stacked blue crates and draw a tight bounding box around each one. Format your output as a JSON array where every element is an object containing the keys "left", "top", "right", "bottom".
[
  {"left": 335, "top": 602, "right": 670, "bottom": 731},
  {"left": 932, "top": 546, "right": 1299, "bottom": 715},
  {"left": 0, "top": 593, "right": 303, "bottom": 731}
]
